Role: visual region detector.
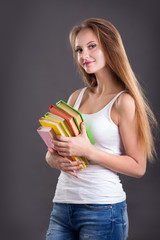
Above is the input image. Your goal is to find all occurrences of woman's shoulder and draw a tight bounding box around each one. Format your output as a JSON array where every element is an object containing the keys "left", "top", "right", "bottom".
[
  {"left": 67, "top": 88, "right": 84, "bottom": 107},
  {"left": 116, "top": 92, "right": 136, "bottom": 118}
]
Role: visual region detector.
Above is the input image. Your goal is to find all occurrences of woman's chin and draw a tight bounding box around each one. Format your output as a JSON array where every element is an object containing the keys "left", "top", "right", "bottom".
[{"left": 84, "top": 68, "right": 94, "bottom": 74}]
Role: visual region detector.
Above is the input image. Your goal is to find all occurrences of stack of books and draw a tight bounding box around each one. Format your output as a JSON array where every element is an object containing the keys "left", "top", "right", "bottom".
[{"left": 37, "top": 100, "right": 89, "bottom": 168}]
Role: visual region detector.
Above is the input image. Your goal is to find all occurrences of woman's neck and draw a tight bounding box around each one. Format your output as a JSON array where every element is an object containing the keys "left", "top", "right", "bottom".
[{"left": 94, "top": 67, "right": 124, "bottom": 96}]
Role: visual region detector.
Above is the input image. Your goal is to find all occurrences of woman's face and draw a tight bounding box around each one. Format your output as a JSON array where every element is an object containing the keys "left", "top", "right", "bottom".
[{"left": 75, "top": 28, "right": 107, "bottom": 74}]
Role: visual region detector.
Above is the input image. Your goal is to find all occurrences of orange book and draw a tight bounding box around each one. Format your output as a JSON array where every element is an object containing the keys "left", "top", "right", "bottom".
[{"left": 49, "top": 105, "right": 79, "bottom": 136}]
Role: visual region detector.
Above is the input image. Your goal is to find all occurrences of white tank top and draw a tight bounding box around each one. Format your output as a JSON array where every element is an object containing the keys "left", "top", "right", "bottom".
[{"left": 53, "top": 87, "right": 126, "bottom": 204}]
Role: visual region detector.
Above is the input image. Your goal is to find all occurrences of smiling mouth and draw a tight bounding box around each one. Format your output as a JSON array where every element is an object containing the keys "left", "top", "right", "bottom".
[{"left": 84, "top": 61, "right": 95, "bottom": 66}]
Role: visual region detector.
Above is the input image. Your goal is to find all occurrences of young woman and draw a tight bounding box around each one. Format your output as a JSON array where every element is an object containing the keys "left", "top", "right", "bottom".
[{"left": 45, "top": 18, "right": 157, "bottom": 240}]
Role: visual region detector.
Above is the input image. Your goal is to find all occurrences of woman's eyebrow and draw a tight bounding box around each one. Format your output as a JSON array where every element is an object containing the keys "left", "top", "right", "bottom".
[
  {"left": 75, "top": 41, "right": 96, "bottom": 48},
  {"left": 87, "top": 41, "right": 96, "bottom": 45}
]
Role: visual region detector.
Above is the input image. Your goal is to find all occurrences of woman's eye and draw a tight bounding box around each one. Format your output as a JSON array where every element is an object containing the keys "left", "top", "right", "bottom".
[
  {"left": 89, "top": 44, "right": 96, "bottom": 49},
  {"left": 75, "top": 48, "right": 82, "bottom": 53}
]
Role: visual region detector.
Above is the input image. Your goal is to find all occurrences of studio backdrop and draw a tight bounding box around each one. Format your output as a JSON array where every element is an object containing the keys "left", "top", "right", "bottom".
[{"left": 1, "top": 0, "right": 160, "bottom": 240}]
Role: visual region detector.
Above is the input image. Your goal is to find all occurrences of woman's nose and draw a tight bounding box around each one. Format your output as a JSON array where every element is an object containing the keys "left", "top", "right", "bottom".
[{"left": 81, "top": 49, "right": 89, "bottom": 60}]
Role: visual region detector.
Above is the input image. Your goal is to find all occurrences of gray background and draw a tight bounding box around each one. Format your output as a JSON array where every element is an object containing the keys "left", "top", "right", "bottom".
[{"left": 1, "top": 0, "right": 160, "bottom": 240}]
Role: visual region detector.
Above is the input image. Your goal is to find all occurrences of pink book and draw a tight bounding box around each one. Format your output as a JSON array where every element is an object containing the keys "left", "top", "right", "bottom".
[{"left": 37, "top": 126, "right": 56, "bottom": 148}]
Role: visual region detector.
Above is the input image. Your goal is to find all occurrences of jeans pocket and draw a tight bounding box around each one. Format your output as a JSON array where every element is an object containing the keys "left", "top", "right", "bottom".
[
  {"left": 121, "top": 206, "right": 129, "bottom": 240},
  {"left": 81, "top": 204, "right": 113, "bottom": 238}
]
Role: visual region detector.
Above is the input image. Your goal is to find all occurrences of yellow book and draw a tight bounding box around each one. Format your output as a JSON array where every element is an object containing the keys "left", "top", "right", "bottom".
[
  {"left": 39, "top": 117, "right": 86, "bottom": 169},
  {"left": 44, "top": 112, "right": 74, "bottom": 137},
  {"left": 39, "top": 117, "right": 66, "bottom": 135}
]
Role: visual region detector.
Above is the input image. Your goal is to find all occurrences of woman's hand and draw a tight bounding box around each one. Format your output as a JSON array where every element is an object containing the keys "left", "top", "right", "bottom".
[
  {"left": 51, "top": 122, "right": 92, "bottom": 158},
  {"left": 45, "top": 149, "right": 84, "bottom": 178}
]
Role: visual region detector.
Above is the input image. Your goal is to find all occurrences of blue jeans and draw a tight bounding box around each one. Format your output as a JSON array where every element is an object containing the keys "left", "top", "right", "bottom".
[{"left": 46, "top": 201, "right": 129, "bottom": 240}]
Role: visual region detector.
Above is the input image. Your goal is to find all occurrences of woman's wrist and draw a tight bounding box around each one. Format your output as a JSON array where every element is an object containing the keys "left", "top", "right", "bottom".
[{"left": 84, "top": 143, "right": 96, "bottom": 161}]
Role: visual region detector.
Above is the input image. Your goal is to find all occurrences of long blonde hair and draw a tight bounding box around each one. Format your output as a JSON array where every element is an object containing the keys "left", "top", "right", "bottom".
[{"left": 69, "top": 18, "right": 157, "bottom": 161}]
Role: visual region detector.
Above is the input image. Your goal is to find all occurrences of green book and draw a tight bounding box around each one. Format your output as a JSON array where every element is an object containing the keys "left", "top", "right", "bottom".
[
  {"left": 56, "top": 100, "right": 94, "bottom": 145},
  {"left": 56, "top": 100, "right": 83, "bottom": 132}
]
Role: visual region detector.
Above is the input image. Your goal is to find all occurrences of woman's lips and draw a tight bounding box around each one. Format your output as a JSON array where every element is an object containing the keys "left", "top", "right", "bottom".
[{"left": 84, "top": 61, "right": 95, "bottom": 66}]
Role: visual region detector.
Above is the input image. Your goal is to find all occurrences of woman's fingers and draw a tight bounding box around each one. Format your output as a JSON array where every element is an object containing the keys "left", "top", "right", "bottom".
[
  {"left": 59, "top": 158, "right": 84, "bottom": 171},
  {"left": 52, "top": 139, "right": 67, "bottom": 148},
  {"left": 56, "top": 151, "right": 68, "bottom": 156},
  {"left": 68, "top": 171, "right": 79, "bottom": 178},
  {"left": 52, "top": 142, "right": 69, "bottom": 154},
  {"left": 62, "top": 164, "right": 84, "bottom": 171},
  {"left": 48, "top": 147, "right": 55, "bottom": 152}
]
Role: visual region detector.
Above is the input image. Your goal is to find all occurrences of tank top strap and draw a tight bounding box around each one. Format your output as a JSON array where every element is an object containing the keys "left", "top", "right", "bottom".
[
  {"left": 73, "top": 87, "right": 87, "bottom": 110},
  {"left": 107, "top": 90, "right": 127, "bottom": 112}
]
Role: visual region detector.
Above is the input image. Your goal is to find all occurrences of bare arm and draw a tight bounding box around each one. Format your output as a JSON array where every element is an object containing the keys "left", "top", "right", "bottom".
[
  {"left": 53, "top": 93, "right": 147, "bottom": 178},
  {"left": 84, "top": 93, "right": 146, "bottom": 178}
]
